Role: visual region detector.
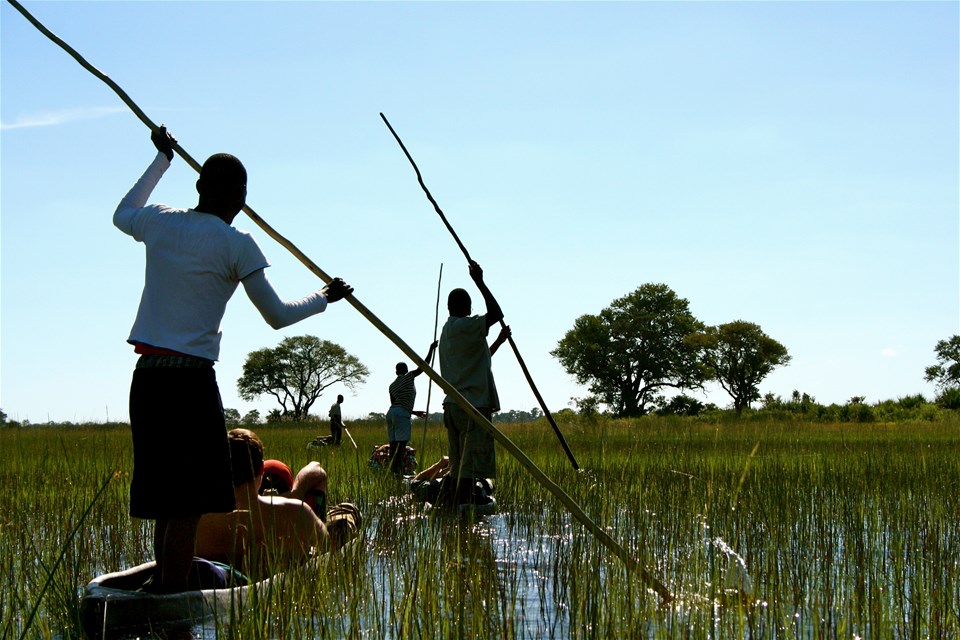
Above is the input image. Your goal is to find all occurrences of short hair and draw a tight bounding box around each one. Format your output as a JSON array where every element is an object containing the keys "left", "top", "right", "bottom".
[
  {"left": 396, "top": 362, "right": 408, "bottom": 375},
  {"left": 337, "top": 394, "right": 344, "bottom": 402},
  {"left": 198, "top": 153, "right": 247, "bottom": 197},
  {"left": 228, "top": 428, "right": 264, "bottom": 487},
  {"left": 448, "top": 288, "right": 471, "bottom": 316}
]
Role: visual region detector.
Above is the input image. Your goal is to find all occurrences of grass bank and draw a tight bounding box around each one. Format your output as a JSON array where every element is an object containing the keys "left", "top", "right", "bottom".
[{"left": 2, "top": 415, "right": 958, "bottom": 638}]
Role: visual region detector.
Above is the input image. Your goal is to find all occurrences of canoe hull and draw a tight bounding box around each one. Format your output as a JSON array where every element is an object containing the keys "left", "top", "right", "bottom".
[{"left": 80, "top": 561, "right": 264, "bottom": 638}]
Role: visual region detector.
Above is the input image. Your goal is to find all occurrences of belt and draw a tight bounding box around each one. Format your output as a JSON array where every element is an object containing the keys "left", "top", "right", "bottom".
[{"left": 136, "top": 354, "right": 214, "bottom": 369}]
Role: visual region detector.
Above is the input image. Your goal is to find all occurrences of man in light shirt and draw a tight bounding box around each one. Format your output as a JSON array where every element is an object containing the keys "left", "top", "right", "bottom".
[
  {"left": 439, "top": 261, "right": 504, "bottom": 507},
  {"left": 114, "top": 126, "right": 353, "bottom": 593}
]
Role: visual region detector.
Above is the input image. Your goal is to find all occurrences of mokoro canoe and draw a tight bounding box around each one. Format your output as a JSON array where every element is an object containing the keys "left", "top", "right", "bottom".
[
  {"left": 82, "top": 504, "right": 362, "bottom": 637},
  {"left": 80, "top": 560, "right": 270, "bottom": 638}
]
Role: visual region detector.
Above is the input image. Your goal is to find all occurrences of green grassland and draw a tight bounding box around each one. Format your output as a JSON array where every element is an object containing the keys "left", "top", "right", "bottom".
[{"left": 2, "top": 415, "right": 958, "bottom": 638}]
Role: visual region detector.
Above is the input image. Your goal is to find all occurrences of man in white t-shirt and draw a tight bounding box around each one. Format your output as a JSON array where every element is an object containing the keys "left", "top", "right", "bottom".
[
  {"left": 439, "top": 261, "right": 504, "bottom": 506},
  {"left": 114, "top": 126, "right": 353, "bottom": 593}
]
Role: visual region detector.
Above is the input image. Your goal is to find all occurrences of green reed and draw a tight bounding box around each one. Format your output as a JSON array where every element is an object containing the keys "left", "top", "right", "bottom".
[{"left": 2, "top": 415, "right": 958, "bottom": 638}]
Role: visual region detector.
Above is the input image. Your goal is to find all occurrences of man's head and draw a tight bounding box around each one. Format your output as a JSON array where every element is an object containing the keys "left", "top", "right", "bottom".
[
  {"left": 228, "top": 428, "right": 264, "bottom": 487},
  {"left": 337, "top": 394, "right": 344, "bottom": 404},
  {"left": 395, "top": 362, "right": 409, "bottom": 375},
  {"left": 448, "top": 288, "right": 471, "bottom": 317},
  {"left": 196, "top": 153, "right": 247, "bottom": 219}
]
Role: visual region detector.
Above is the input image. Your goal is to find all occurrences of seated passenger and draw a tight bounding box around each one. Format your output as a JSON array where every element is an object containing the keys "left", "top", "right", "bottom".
[
  {"left": 195, "top": 428, "right": 361, "bottom": 580},
  {"left": 260, "top": 458, "right": 295, "bottom": 495},
  {"left": 409, "top": 456, "right": 494, "bottom": 510}
]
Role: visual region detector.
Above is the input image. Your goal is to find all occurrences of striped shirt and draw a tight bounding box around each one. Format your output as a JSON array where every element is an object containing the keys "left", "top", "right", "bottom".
[{"left": 389, "top": 372, "right": 417, "bottom": 413}]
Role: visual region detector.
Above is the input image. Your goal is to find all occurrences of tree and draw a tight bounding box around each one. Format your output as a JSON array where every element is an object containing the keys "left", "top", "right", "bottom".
[
  {"left": 924, "top": 335, "right": 960, "bottom": 391},
  {"left": 551, "top": 283, "right": 707, "bottom": 417},
  {"left": 688, "top": 320, "right": 791, "bottom": 415},
  {"left": 237, "top": 335, "right": 369, "bottom": 421},
  {"left": 223, "top": 408, "right": 242, "bottom": 426},
  {"left": 242, "top": 410, "right": 262, "bottom": 426}
]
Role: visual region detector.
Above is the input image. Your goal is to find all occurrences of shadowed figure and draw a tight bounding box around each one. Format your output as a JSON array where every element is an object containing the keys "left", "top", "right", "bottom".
[{"left": 115, "top": 126, "right": 353, "bottom": 592}]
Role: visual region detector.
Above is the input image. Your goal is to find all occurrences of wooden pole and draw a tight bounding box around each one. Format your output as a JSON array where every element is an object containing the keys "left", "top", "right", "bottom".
[
  {"left": 380, "top": 112, "right": 581, "bottom": 471},
  {"left": 7, "top": 0, "right": 670, "bottom": 602},
  {"left": 419, "top": 263, "right": 443, "bottom": 458}
]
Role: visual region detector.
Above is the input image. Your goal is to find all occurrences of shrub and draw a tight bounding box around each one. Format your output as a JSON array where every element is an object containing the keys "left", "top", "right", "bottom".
[
  {"left": 656, "top": 394, "right": 707, "bottom": 417},
  {"left": 935, "top": 387, "right": 960, "bottom": 410},
  {"left": 897, "top": 394, "right": 927, "bottom": 410}
]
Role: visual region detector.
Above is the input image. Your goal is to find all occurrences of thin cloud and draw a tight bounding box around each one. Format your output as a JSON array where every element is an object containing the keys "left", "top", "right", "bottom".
[{"left": 0, "top": 106, "right": 126, "bottom": 131}]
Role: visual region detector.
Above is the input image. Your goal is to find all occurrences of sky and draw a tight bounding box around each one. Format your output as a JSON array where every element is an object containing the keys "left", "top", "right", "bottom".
[{"left": 2, "top": 1, "right": 957, "bottom": 424}]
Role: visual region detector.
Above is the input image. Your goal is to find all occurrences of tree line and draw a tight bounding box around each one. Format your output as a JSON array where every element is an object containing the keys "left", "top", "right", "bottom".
[
  {"left": 223, "top": 284, "right": 958, "bottom": 423},
  {"left": 553, "top": 285, "right": 959, "bottom": 418},
  {"left": 4, "top": 292, "right": 957, "bottom": 427},
  {"left": 552, "top": 283, "right": 791, "bottom": 416}
]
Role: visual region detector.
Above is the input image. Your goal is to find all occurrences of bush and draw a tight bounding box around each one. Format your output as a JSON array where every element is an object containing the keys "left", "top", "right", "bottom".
[
  {"left": 935, "top": 387, "right": 960, "bottom": 410},
  {"left": 656, "top": 394, "right": 709, "bottom": 417},
  {"left": 897, "top": 394, "right": 928, "bottom": 410}
]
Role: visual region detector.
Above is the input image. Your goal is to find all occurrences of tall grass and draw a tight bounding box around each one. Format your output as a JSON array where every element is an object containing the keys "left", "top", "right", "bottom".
[{"left": 2, "top": 415, "right": 958, "bottom": 638}]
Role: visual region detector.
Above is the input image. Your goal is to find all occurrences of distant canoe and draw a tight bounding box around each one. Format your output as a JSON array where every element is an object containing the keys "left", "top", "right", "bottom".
[{"left": 80, "top": 560, "right": 267, "bottom": 638}]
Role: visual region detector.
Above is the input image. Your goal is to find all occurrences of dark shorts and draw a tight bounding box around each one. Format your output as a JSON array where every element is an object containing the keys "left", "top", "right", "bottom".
[{"left": 129, "top": 365, "right": 235, "bottom": 519}]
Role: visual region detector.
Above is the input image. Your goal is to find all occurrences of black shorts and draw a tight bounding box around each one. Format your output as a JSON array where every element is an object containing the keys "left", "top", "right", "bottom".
[{"left": 128, "top": 365, "right": 235, "bottom": 519}]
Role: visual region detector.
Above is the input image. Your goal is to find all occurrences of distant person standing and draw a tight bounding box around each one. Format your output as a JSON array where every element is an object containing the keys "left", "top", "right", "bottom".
[
  {"left": 328, "top": 395, "right": 345, "bottom": 445},
  {"left": 439, "top": 261, "right": 504, "bottom": 506},
  {"left": 386, "top": 341, "right": 438, "bottom": 475},
  {"left": 114, "top": 126, "right": 353, "bottom": 593}
]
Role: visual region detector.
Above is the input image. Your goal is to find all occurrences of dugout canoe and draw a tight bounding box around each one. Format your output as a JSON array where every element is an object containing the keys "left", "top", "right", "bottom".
[
  {"left": 82, "top": 505, "right": 362, "bottom": 637},
  {"left": 80, "top": 560, "right": 271, "bottom": 638}
]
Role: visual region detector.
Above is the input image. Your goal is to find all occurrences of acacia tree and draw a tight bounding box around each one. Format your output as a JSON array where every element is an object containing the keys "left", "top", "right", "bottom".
[
  {"left": 237, "top": 335, "right": 369, "bottom": 421},
  {"left": 551, "top": 283, "right": 707, "bottom": 417},
  {"left": 924, "top": 335, "right": 960, "bottom": 390},
  {"left": 688, "top": 320, "right": 791, "bottom": 415}
]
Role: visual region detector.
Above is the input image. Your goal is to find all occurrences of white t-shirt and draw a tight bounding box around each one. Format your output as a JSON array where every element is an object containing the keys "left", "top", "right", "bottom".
[{"left": 115, "top": 153, "right": 313, "bottom": 361}]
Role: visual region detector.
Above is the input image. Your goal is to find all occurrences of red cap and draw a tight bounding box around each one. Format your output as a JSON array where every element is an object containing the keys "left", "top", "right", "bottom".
[{"left": 261, "top": 459, "right": 294, "bottom": 494}]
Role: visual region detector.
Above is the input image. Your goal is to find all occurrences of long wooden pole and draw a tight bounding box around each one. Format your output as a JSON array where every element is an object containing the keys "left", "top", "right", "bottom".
[
  {"left": 419, "top": 263, "right": 443, "bottom": 457},
  {"left": 7, "top": 0, "right": 670, "bottom": 602},
  {"left": 420, "top": 262, "right": 443, "bottom": 459},
  {"left": 379, "top": 112, "right": 581, "bottom": 471}
]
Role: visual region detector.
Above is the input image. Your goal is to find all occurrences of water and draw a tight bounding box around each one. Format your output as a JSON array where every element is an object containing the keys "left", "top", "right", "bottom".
[
  {"left": 359, "top": 497, "right": 756, "bottom": 639},
  {"left": 74, "top": 497, "right": 756, "bottom": 639}
]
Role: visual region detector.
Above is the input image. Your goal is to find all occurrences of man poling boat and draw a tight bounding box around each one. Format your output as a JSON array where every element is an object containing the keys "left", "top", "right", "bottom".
[{"left": 380, "top": 112, "right": 581, "bottom": 473}]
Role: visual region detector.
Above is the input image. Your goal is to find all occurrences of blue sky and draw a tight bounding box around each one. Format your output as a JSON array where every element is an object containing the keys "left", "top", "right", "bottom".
[{"left": 2, "top": 1, "right": 957, "bottom": 424}]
